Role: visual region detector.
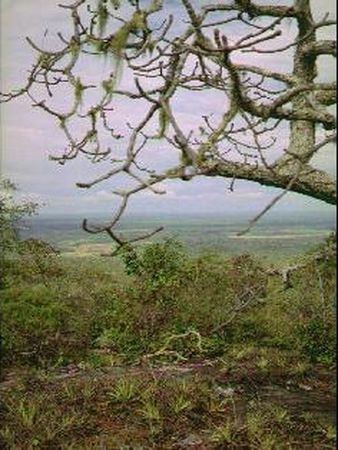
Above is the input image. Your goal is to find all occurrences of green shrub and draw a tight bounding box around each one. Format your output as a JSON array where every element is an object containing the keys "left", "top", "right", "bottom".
[
  {"left": 121, "top": 239, "right": 190, "bottom": 305},
  {"left": 0, "top": 179, "right": 39, "bottom": 289},
  {"left": 296, "top": 316, "right": 336, "bottom": 363},
  {"left": 1, "top": 232, "right": 336, "bottom": 370},
  {"left": 2, "top": 285, "right": 71, "bottom": 364}
]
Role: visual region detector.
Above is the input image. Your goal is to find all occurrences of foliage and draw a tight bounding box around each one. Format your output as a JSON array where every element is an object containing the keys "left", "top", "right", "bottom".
[
  {"left": 121, "top": 239, "right": 189, "bottom": 304},
  {"left": 122, "top": 239, "right": 186, "bottom": 279},
  {"left": 297, "top": 317, "right": 336, "bottom": 363},
  {"left": 0, "top": 235, "right": 336, "bottom": 448},
  {"left": 2, "top": 285, "right": 71, "bottom": 365},
  {"left": 1, "top": 237, "right": 336, "bottom": 368},
  {"left": 0, "top": 179, "right": 38, "bottom": 255},
  {"left": 0, "top": 179, "right": 40, "bottom": 328}
]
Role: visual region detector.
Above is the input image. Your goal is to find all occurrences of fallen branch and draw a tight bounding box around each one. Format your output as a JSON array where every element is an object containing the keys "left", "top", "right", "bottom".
[
  {"left": 213, "top": 286, "right": 266, "bottom": 334},
  {"left": 141, "top": 330, "right": 203, "bottom": 362},
  {"left": 267, "top": 238, "right": 336, "bottom": 289}
]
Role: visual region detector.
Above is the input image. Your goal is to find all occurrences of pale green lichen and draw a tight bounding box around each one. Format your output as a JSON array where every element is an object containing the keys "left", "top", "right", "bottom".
[{"left": 97, "top": 0, "right": 109, "bottom": 36}]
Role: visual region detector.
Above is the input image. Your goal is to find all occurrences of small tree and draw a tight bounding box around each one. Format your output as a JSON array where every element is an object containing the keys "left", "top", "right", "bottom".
[
  {"left": 1, "top": 0, "right": 336, "bottom": 252},
  {"left": 0, "top": 180, "right": 38, "bottom": 252},
  {"left": 0, "top": 180, "right": 38, "bottom": 285}
]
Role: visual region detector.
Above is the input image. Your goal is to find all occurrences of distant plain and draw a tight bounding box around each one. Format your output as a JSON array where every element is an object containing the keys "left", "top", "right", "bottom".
[{"left": 22, "top": 209, "right": 336, "bottom": 265}]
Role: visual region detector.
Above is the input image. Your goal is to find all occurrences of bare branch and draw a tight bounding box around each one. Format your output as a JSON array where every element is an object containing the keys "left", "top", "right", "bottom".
[{"left": 1, "top": 0, "right": 336, "bottom": 251}]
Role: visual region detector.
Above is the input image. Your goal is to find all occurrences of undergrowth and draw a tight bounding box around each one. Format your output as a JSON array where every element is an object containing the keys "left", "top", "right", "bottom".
[
  {"left": 0, "top": 233, "right": 336, "bottom": 449},
  {"left": 1, "top": 235, "right": 336, "bottom": 369}
]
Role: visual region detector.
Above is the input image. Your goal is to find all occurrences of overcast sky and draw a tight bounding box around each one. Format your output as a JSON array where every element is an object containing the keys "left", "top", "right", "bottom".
[{"left": 0, "top": 0, "right": 336, "bottom": 219}]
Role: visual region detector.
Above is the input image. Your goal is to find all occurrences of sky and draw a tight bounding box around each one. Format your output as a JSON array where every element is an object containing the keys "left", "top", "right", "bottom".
[{"left": 0, "top": 0, "right": 336, "bottom": 220}]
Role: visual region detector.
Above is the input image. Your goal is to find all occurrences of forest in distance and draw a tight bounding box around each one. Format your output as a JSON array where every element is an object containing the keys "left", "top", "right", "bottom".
[{"left": 22, "top": 209, "right": 336, "bottom": 261}]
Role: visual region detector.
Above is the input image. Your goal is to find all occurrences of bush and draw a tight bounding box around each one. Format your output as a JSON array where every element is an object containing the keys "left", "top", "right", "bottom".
[
  {"left": 121, "top": 239, "right": 190, "bottom": 304},
  {"left": 1, "top": 285, "right": 71, "bottom": 365},
  {"left": 0, "top": 179, "right": 38, "bottom": 288},
  {"left": 1, "top": 232, "right": 336, "bottom": 370},
  {"left": 296, "top": 316, "right": 336, "bottom": 363}
]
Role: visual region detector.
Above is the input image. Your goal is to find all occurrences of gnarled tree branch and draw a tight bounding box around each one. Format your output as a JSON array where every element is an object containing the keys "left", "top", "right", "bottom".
[{"left": 1, "top": 0, "right": 336, "bottom": 252}]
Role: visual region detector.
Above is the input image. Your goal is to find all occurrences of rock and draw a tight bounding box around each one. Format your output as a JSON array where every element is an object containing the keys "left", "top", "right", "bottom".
[
  {"left": 215, "top": 386, "right": 235, "bottom": 397},
  {"left": 175, "top": 434, "right": 203, "bottom": 448},
  {"left": 298, "top": 383, "right": 313, "bottom": 391}
]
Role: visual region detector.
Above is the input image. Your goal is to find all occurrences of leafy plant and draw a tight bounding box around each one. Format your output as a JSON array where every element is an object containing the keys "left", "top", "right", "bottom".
[
  {"left": 121, "top": 239, "right": 189, "bottom": 304},
  {"left": 210, "top": 421, "right": 234, "bottom": 445},
  {"left": 0, "top": 179, "right": 38, "bottom": 288},
  {"left": 108, "top": 378, "right": 139, "bottom": 403}
]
